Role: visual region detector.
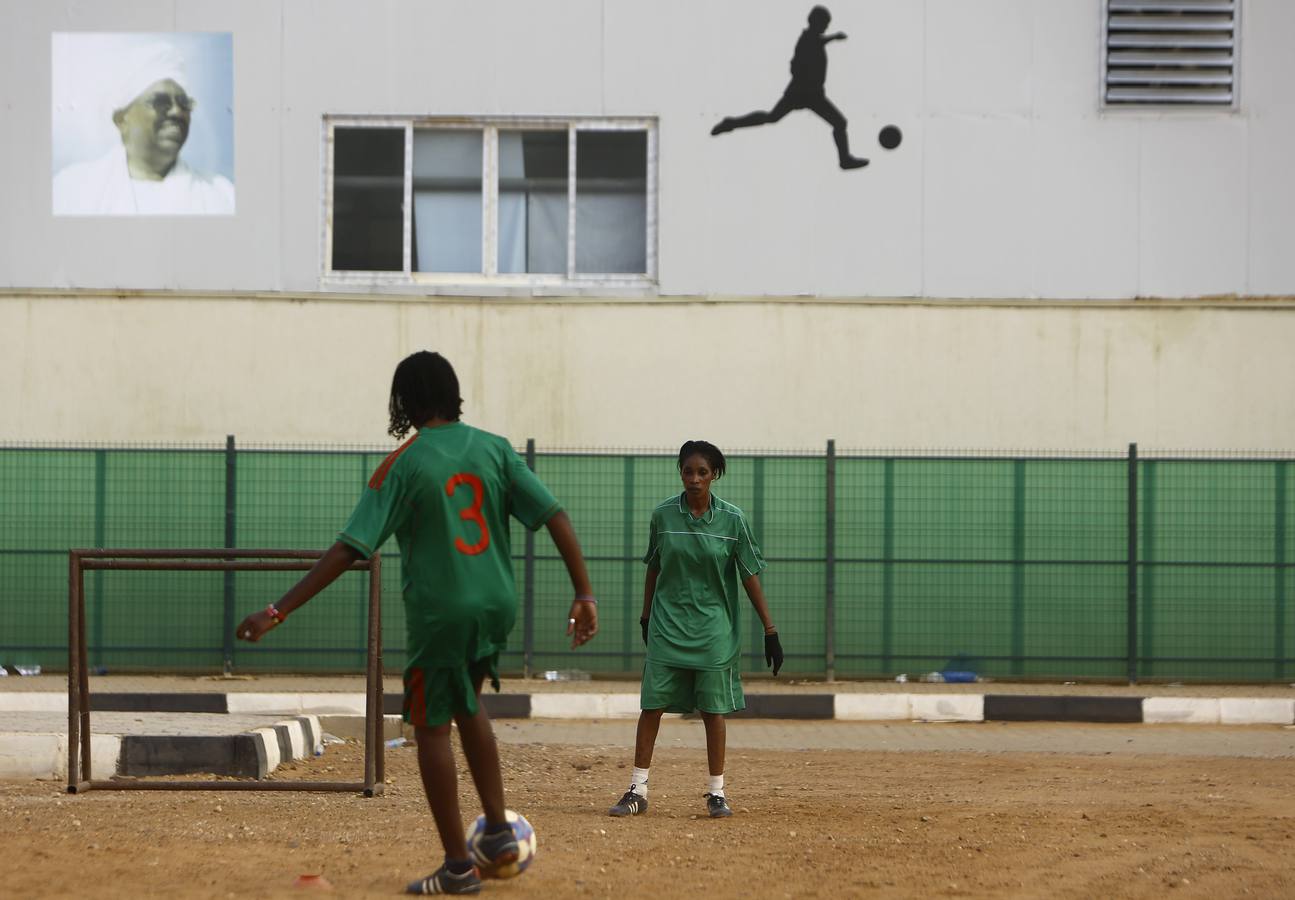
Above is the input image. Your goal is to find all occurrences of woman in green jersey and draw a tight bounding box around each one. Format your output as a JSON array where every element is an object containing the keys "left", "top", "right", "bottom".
[
  {"left": 237, "top": 351, "right": 598, "bottom": 896},
  {"left": 608, "top": 440, "right": 783, "bottom": 820}
]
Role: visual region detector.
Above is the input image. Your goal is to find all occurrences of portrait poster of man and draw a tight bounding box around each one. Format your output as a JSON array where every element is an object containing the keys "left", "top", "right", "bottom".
[{"left": 52, "top": 32, "right": 234, "bottom": 217}]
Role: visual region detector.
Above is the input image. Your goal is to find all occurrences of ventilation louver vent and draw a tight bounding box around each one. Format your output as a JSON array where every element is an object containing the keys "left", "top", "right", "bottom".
[{"left": 1105, "top": 0, "right": 1237, "bottom": 107}]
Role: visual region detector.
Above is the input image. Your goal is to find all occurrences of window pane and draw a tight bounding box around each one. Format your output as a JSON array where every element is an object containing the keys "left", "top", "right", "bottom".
[
  {"left": 413, "top": 130, "right": 482, "bottom": 273},
  {"left": 498, "top": 130, "right": 568, "bottom": 275},
  {"left": 331, "top": 127, "right": 404, "bottom": 272},
  {"left": 575, "top": 131, "right": 647, "bottom": 275}
]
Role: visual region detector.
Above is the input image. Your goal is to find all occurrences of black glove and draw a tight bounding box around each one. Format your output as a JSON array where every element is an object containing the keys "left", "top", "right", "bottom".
[
  {"left": 640, "top": 616, "right": 649, "bottom": 646},
  {"left": 764, "top": 631, "right": 783, "bottom": 675}
]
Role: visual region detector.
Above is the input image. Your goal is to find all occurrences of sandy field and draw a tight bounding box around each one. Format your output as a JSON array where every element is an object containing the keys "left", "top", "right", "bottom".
[{"left": 3, "top": 724, "right": 1293, "bottom": 899}]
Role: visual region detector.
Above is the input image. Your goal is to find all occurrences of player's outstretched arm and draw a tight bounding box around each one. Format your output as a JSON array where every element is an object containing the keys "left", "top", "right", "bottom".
[
  {"left": 235, "top": 541, "right": 363, "bottom": 642},
  {"left": 741, "top": 574, "right": 783, "bottom": 675},
  {"left": 545, "top": 511, "right": 598, "bottom": 647}
]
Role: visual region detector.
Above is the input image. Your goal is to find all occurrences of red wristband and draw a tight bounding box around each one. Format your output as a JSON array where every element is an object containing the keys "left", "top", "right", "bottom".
[{"left": 266, "top": 604, "right": 285, "bottom": 625}]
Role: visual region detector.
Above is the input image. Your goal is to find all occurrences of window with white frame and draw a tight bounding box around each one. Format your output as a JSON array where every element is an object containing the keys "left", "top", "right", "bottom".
[{"left": 325, "top": 117, "right": 657, "bottom": 287}]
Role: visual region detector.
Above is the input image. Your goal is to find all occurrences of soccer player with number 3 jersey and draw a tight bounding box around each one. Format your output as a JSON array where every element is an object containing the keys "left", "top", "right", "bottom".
[
  {"left": 608, "top": 440, "right": 782, "bottom": 820},
  {"left": 236, "top": 351, "right": 598, "bottom": 896}
]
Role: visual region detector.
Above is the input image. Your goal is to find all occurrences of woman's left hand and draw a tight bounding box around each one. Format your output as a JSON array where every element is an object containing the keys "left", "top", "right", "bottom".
[
  {"left": 567, "top": 597, "right": 599, "bottom": 648},
  {"left": 764, "top": 631, "right": 784, "bottom": 676}
]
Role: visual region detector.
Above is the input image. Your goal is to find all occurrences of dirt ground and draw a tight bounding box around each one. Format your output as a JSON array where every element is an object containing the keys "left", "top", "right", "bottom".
[{"left": 3, "top": 731, "right": 1294, "bottom": 900}]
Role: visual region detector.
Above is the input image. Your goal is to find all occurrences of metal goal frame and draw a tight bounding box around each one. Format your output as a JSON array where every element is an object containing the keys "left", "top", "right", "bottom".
[{"left": 67, "top": 548, "right": 384, "bottom": 796}]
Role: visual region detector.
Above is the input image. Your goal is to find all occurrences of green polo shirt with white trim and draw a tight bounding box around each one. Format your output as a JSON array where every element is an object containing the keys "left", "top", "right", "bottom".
[
  {"left": 642, "top": 493, "right": 767, "bottom": 670},
  {"left": 338, "top": 422, "right": 561, "bottom": 671}
]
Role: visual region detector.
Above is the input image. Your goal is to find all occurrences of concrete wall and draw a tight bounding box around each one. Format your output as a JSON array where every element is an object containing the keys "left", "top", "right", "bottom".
[
  {"left": 3, "top": 2, "right": 1291, "bottom": 449},
  {"left": 4, "top": 292, "right": 1292, "bottom": 448},
  {"left": 1, "top": 0, "right": 1293, "bottom": 298}
]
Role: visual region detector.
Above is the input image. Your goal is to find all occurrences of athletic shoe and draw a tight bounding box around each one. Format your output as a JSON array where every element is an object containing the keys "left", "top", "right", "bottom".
[
  {"left": 608, "top": 789, "right": 648, "bottom": 817},
  {"left": 405, "top": 864, "right": 481, "bottom": 895},
  {"left": 471, "top": 825, "right": 519, "bottom": 878},
  {"left": 705, "top": 792, "right": 733, "bottom": 818}
]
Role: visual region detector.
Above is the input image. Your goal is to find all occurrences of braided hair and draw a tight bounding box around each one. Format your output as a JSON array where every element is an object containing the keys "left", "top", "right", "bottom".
[{"left": 387, "top": 351, "right": 463, "bottom": 439}]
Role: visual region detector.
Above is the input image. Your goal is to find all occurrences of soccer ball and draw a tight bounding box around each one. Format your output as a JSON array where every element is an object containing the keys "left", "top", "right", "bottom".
[{"left": 466, "top": 809, "right": 536, "bottom": 879}]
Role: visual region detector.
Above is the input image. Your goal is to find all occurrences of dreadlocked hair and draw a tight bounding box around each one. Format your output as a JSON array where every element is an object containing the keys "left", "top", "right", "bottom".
[
  {"left": 387, "top": 351, "right": 463, "bottom": 439},
  {"left": 677, "top": 440, "right": 727, "bottom": 479}
]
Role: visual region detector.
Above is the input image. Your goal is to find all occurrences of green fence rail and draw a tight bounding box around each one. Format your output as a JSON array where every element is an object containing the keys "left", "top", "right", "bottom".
[{"left": 2, "top": 441, "right": 1292, "bottom": 683}]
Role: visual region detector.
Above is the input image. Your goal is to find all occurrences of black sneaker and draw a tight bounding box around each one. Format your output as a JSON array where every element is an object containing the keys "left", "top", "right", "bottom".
[
  {"left": 471, "top": 825, "right": 519, "bottom": 878},
  {"left": 608, "top": 789, "right": 648, "bottom": 817},
  {"left": 405, "top": 864, "right": 482, "bottom": 895},
  {"left": 704, "top": 792, "right": 733, "bottom": 818}
]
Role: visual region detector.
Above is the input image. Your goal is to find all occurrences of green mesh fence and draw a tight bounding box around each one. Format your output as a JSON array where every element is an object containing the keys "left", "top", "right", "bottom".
[
  {"left": 1, "top": 442, "right": 1291, "bottom": 682},
  {"left": 834, "top": 455, "right": 1131, "bottom": 682}
]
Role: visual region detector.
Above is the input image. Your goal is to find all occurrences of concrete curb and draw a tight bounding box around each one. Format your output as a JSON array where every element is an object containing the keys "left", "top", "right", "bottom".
[
  {"left": 4, "top": 692, "right": 1293, "bottom": 725},
  {"left": 5, "top": 690, "right": 1292, "bottom": 781},
  {"left": 121, "top": 713, "right": 322, "bottom": 778},
  {"left": 0, "top": 733, "right": 122, "bottom": 781},
  {"left": 0, "top": 714, "right": 322, "bottom": 781}
]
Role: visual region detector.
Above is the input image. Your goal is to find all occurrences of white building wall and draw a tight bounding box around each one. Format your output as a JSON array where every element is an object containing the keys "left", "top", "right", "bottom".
[
  {"left": 1, "top": 1, "right": 1292, "bottom": 449},
  {"left": 0, "top": 0, "right": 1291, "bottom": 297}
]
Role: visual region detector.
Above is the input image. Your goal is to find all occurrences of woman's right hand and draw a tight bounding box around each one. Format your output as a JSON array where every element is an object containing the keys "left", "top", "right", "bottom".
[{"left": 236, "top": 607, "right": 280, "bottom": 643}]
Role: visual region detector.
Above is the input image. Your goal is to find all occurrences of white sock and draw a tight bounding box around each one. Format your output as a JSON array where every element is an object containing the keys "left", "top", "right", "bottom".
[
  {"left": 630, "top": 766, "right": 649, "bottom": 797},
  {"left": 708, "top": 774, "right": 724, "bottom": 797}
]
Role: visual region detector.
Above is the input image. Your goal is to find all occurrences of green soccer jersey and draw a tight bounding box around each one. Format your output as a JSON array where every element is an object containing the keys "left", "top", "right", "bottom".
[
  {"left": 642, "top": 493, "right": 767, "bottom": 670},
  {"left": 338, "top": 422, "right": 561, "bottom": 671}
]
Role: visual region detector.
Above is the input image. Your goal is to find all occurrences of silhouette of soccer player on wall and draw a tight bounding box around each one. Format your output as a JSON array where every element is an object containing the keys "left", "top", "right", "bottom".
[{"left": 711, "top": 6, "right": 868, "bottom": 170}]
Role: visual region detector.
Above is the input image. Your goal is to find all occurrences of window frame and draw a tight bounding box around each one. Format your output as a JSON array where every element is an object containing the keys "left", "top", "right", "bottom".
[{"left": 322, "top": 115, "right": 658, "bottom": 293}]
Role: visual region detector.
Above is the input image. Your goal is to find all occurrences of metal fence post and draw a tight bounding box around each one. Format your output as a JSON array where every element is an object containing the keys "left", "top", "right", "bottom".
[
  {"left": 881, "top": 457, "right": 894, "bottom": 675},
  {"left": 1011, "top": 459, "right": 1026, "bottom": 677},
  {"left": 358, "top": 452, "right": 372, "bottom": 671},
  {"left": 1126, "top": 442, "right": 1138, "bottom": 685},
  {"left": 622, "top": 455, "right": 635, "bottom": 672},
  {"left": 523, "top": 438, "right": 536, "bottom": 679},
  {"left": 1275, "top": 461, "right": 1288, "bottom": 682},
  {"left": 222, "top": 435, "right": 236, "bottom": 675},
  {"left": 751, "top": 456, "right": 765, "bottom": 671},
  {"left": 825, "top": 439, "right": 836, "bottom": 683},
  {"left": 92, "top": 449, "right": 106, "bottom": 670}
]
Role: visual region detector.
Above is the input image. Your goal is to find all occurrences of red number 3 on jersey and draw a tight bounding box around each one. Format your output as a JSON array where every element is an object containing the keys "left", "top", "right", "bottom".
[{"left": 445, "top": 472, "right": 490, "bottom": 555}]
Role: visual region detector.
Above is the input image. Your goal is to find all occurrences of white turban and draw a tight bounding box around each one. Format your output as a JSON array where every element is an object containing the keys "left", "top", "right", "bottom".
[{"left": 101, "top": 40, "right": 189, "bottom": 120}]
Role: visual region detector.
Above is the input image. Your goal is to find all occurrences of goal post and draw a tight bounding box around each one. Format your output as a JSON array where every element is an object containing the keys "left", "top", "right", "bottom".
[{"left": 67, "top": 548, "right": 385, "bottom": 796}]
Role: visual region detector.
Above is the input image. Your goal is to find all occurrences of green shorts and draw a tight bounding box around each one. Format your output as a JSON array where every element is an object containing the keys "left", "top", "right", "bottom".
[
  {"left": 403, "top": 653, "right": 500, "bottom": 728},
  {"left": 640, "top": 659, "right": 745, "bottom": 715}
]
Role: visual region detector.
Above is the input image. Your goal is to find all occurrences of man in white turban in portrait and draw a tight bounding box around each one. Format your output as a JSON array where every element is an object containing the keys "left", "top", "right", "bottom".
[{"left": 52, "top": 39, "right": 234, "bottom": 216}]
